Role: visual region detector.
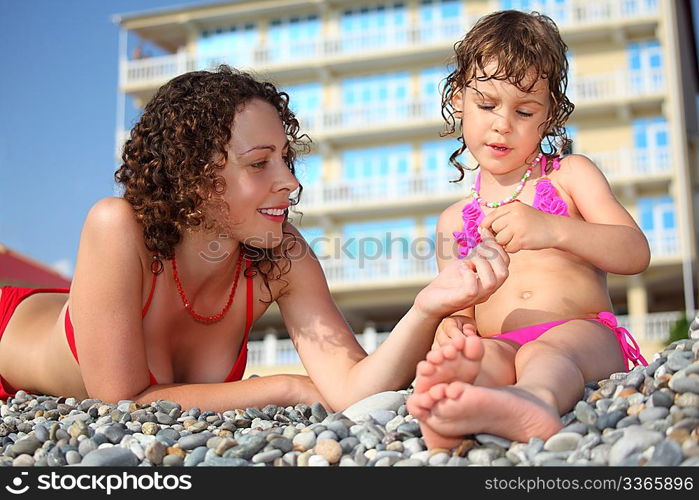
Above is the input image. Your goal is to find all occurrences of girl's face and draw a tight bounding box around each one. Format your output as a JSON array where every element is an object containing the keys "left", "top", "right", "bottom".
[
  {"left": 455, "top": 61, "right": 550, "bottom": 175},
  {"left": 219, "top": 98, "right": 299, "bottom": 248}
]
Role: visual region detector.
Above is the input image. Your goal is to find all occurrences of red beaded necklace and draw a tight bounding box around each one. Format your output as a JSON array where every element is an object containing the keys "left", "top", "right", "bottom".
[{"left": 171, "top": 251, "right": 243, "bottom": 323}]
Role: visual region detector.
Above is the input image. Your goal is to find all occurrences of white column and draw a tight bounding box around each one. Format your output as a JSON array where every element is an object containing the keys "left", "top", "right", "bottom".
[
  {"left": 263, "top": 328, "right": 277, "bottom": 366},
  {"left": 362, "top": 323, "right": 378, "bottom": 353}
]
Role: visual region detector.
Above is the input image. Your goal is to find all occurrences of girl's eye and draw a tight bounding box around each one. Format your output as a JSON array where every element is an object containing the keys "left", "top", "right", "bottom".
[
  {"left": 517, "top": 111, "right": 534, "bottom": 117},
  {"left": 478, "top": 104, "right": 494, "bottom": 111}
]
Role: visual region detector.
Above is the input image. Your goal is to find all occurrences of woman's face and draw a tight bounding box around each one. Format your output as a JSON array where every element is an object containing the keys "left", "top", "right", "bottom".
[{"left": 217, "top": 98, "right": 299, "bottom": 248}]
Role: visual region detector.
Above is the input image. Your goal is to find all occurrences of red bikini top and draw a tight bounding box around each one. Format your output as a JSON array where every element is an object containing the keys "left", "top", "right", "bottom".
[
  {"left": 64, "top": 258, "right": 254, "bottom": 385},
  {"left": 454, "top": 156, "right": 570, "bottom": 258}
]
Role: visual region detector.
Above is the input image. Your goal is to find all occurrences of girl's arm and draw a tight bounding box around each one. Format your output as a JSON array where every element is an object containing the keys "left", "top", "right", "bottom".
[
  {"left": 69, "top": 198, "right": 325, "bottom": 411},
  {"left": 276, "top": 225, "right": 506, "bottom": 411},
  {"left": 551, "top": 154, "right": 651, "bottom": 275}
]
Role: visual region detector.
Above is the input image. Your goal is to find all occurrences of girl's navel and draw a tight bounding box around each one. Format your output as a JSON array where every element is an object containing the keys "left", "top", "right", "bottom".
[{"left": 521, "top": 291, "right": 533, "bottom": 300}]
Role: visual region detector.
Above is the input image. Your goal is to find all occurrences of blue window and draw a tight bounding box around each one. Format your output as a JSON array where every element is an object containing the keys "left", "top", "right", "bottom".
[
  {"left": 637, "top": 196, "right": 676, "bottom": 232},
  {"left": 424, "top": 214, "right": 440, "bottom": 242},
  {"left": 284, "top": 82, "right": 322, "bottom": 117},
  {"left": 268, "top": 15, "right": 320, "bottom": 61},
  {"left": 632, "top": 117, "right": 668, "bottom": 149},
  {"left": 341, "top": 72, "right": 410, "bottom": 108},
  {"left": 342, "top": 218, "right": 414, "bottom": 259},
  {"left": 296, "top": 154, "right": 322, "bottom": 186},
  {"left": 422, "top": 140, "right": 456, "bottom": 171},
  {"left": 628, "top": 41, "right": 663, "bottom": 92},
  {"left": 342, "top": 144, "right": 410, "bottom": 180},
  {"left": 340, "top": 3, "right": 407, "bottom": 52},
  {"left": 419, "top": 1, "right": 462, "bottom": 42},
  {"left": 500, "top": 0, "right": 567, "bottom": 22},
  {"left": 298, "top": 226, "right": 325, "bottom": 255},
  {"left": 197, "top": 23, "right": 258, "bottom": 67}
]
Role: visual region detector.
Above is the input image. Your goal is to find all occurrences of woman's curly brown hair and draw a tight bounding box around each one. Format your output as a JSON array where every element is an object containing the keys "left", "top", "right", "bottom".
[
  {"left": 441, "top": 10, "right": 575, "bottom": 181},
  {"left": 115, "top": 65, "right": 310, "bottom": 299}
]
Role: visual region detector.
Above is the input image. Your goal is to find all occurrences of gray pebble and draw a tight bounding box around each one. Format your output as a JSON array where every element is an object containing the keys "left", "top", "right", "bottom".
[
  {"left": 82, "top": 447, "right": 139, "bottom": 467},
  {"left": 645, "top": 440, "right": 683, "bottom": 466},
  {"left": 639, "top": 406, "right": 669, "bottom": 424},
  {"left": 609, "top": 426, "right": 663, "bottom": 466},
  {"left": 184, "top": 446, "right": 208, "bottom": 467},
  {"left": 252, "top": 449, "right": 282, "bottom": 464},
  {"left": 544, "top": 432, "right": 582, "bottom": 452},
  {"left": 162, "top": 454, "right": 184, "bottom": 467},
  {"left": 178, "top": 432, "right": 213, "bottom": 451},
  {"left": 475, "top": 434, "right": 512, "bottom": 448}
]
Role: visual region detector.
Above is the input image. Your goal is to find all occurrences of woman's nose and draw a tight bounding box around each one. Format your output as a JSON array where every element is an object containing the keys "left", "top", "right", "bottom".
[{"left": 275, "top": 161, "right": 300, "bottom": 193}]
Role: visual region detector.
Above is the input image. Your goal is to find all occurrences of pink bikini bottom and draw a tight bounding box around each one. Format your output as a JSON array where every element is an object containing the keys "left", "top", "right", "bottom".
[{"left": 491, "top": 311, "right": 647, "bottom": 371}]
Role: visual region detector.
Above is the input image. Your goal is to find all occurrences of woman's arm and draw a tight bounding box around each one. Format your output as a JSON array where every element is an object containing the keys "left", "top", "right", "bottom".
[
  {"left": 276, "top": 226, "right": 507, "bottom": 411},
  {"left": 551, "top": 155, "right": 651, "bottom": 275}
]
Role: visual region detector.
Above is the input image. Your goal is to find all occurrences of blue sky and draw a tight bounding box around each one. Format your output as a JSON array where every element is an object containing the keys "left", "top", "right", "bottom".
[{"left": 0, "top": 0, "right": 210, "bottom": 277}]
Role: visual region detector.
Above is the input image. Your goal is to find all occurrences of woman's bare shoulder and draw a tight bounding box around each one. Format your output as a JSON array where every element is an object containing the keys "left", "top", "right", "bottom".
[{"left": 79, "top": 197, "right": 150, "bottom": 265}]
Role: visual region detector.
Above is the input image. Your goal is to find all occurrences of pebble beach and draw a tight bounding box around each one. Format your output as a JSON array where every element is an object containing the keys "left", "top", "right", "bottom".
[{"left": 1, "top": 329, "right": 698, "bottom": 467}]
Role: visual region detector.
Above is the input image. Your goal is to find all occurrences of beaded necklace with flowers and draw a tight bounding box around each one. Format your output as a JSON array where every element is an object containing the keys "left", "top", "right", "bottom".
[{"left": 470, "top": 153, "right": 543, "bottom": 208}]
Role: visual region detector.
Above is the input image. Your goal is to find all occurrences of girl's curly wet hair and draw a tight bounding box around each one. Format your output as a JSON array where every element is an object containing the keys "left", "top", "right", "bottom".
[
  {"left": 115, "top": 65, "right": 310, "bottom": 298},
  {"left": 441, "top": 10, "right": 575, "bottom": 180}
]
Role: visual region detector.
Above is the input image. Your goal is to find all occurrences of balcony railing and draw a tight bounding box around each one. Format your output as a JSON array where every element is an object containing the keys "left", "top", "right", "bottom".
[
  {"left": 120, "top": 19, "right": 465, "bottom": 88},
  {"left": 320, "top": 254, "right": 438, "bottom": 287},
  {"left": 489, "top": 0, "right": 658, "bottom": 28},
  {"left": 646, "top": 231, "right": 680, "bottom": 258},
  {"left": 299, "top": 168, "right": 472, "bottom": 210},
  {"left": 585, "top": 146, "right": 671, "bottom": 182},
  {"left": 247, "top": 309, "right": 686, "bottom": 368},
  {"left": 568, "top": 68, "right": 664, "bottom": 104}
]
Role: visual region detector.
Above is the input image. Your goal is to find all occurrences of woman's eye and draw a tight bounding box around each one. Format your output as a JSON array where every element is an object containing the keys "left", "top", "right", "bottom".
[{"left": 251, "top": 160, "right": 267, "bottom": 169}]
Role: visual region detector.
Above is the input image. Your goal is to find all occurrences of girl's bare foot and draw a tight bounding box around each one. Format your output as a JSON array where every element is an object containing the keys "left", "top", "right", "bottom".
[
  {"left": 413, "top": 335, "right": 484, "bottom": 393},
  {"left": 407, "top": 383, "right": 465, "bottom": 450},
  {"left": 421, "top": 381, "right": 563, "bottom": 444}
]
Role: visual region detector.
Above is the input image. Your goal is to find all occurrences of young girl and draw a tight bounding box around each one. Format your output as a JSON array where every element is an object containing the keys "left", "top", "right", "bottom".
[
  {"left": 406, "top": 10, "right": 651, "bottom": 449},
  {"left": 0, "top": 66, "right": 509, "bottom": 413}
]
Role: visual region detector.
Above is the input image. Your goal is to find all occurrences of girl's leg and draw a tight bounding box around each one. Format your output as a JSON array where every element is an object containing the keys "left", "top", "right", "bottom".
[
  {"left": 411, "top": 320, "right": 625, "bottom": 446},
  {"left": 512, "top": 318, "right": 625, "bottom": 414}
]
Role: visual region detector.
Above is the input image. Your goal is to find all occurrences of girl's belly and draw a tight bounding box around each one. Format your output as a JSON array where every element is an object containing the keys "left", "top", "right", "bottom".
[{"left": 475, "top": 249, "right": 613, "bottom": 336}]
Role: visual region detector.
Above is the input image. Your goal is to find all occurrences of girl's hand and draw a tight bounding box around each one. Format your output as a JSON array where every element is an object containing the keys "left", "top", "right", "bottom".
[
  {"left": 434, "top": 315, "right": 478, "bottom": 348},
  {"left": 415, "top": 230, "right": 509, "bottom": 318},
  {"left": 479, "top": 201, "right": 561, "bottom": 253}
]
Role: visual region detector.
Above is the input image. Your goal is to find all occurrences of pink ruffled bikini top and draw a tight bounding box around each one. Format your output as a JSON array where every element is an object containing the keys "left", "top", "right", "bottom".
[{"left": 454, "top": 155, "right": 570, "bottom": 257}]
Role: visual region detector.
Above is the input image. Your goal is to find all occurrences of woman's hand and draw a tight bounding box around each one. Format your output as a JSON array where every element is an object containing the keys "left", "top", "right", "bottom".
[
  {"left": 433, "top": 315, "right": 478, "bottom": 348},
  {"left": 479, "top": 201, "right": 561, "bottom": 253},
  {"left": 414, "top": 228, "right": 509, "bottom": 319}
]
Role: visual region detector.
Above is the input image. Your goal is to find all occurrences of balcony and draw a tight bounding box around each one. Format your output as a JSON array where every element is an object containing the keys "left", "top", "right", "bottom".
[
  {"left": 488, "top": 0, "right": 658, "bottom": 30},
  {"left": 585, "top": 146, "right": 671, "bottom": 183},
  {"left": 646, "top": 230, "right": 680, "bottom": 260},
  {"left": 300, "top": 98, "right": 442, "bottom": 140},
  {"left": 120, "top": 19, "right": 465, "bottom": 91},
  {"left": 299, "top": 169, "right": 472, "bottom": 215},
  {"left": 569, "top": 68, "right": 664, "bottom": 106},
  {"left": 246, "top": 309, "right": 683, "bottom": 369},
  {"left": 319, "top": 254, "right": 437, "bottom": 290}
]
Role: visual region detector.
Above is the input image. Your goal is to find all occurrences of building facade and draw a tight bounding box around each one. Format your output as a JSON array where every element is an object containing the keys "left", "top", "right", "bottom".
[{"left": 114, "top": 0, "right": 698, "bottom": 368}]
